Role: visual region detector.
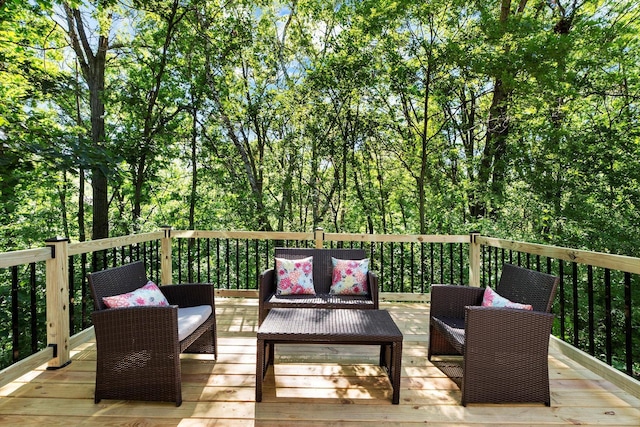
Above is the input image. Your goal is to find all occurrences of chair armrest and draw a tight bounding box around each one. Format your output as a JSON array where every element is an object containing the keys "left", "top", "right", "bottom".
[
  {"left": 160, "top": 284, "right": 215, "bottom": 308},
  {"left": 464, "top": 306, "right": 555, "bottom": 349},
  {"left": 368, "top": 271, "right": 379, "bottom": 309},
  {"left": 259, "top": 268, "right": 276, "bottom": 302},
  {"left": 92, "top": 306, "right": 180, "bottom": 350},
  {"left": 430, "top": 284, "right": 484, "bottom": 319}
]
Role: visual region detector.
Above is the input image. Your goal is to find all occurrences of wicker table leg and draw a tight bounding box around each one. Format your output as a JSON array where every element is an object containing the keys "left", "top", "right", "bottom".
[
  {"left": 256, "top": 338, "right": 266, "bottom": 402},
  {"left": 391, "top": 341, "right": 402, "bottom": 404},
  {"left": 378, "top": 341, "right": 402, "bottom": 404}
]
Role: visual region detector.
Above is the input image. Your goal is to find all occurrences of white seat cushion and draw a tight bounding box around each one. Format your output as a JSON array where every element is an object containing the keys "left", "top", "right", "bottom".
[{"left": 177, "top": 305, "right": 213, "bottom": 341}]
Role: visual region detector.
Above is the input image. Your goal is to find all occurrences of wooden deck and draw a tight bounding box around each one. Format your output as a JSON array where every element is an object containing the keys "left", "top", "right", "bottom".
[{"left": 1, "top": 298, "right": 639, "bottom": 426}]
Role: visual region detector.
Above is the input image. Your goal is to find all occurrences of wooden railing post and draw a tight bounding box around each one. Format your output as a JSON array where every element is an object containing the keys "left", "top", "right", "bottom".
[
  {"left": 45, "top": 237, "right": 71, "bottom": 369},
  {"left": 469, "top": 231, "right": 481, "bottom": 287},
  {"left": 315, "top": 227, "right": 324, "bottom": 248},
  {"left": 161, "top": 226, "right": 173, "bottom": 285}
]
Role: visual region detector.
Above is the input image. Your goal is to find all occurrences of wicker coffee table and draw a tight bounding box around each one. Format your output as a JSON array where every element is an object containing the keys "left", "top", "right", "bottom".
[{"left": 256, "top": 308, "right": 403, "bottom": 404}]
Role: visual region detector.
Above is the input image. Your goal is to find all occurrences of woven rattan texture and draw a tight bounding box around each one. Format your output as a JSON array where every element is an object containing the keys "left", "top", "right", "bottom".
[
  {"left": 428, "top": 263, "right": 559, "bottom": 406},
  {"left": 258, "top": 308, "right": 402, "bottom": 342},
  {"left": 88, "top": 261, "right": 217, "bottom": 406}
]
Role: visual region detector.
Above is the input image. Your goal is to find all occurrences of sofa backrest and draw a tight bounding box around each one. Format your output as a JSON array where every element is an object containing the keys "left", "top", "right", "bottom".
[
  {"left": 274, "top": 248, "right": 368, "bottom": 295},
  {"left": 497, "top": 263, "right": 560, "bottom": 312},
  {"left": 88, "top": 260, "right": 149, "bottom": 311}
]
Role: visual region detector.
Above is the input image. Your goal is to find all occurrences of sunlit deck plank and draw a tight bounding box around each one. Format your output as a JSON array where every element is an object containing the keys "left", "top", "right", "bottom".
[{"left": 0, "top": 297, "right": 638, "bottom": 426}]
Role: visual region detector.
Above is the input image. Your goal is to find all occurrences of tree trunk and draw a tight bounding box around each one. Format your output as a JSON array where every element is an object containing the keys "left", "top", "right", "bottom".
[
  {"left": 75, "top": 61, "right": 86, "bottom": 243},
  {"left": 64, "top": 4, "right": 111, "bottom": 240},
  {"left": 470, "top": 0, "right": 527, "bottom": 219},
  {"left": 544, "top": 4, "right": 577, "bottom": 238}
]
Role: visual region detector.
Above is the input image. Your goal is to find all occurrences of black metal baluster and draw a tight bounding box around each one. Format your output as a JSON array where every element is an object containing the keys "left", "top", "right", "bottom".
[
  {"left": 197, "top": 238, "right": 201, "bottom": 283},
  {"left": 572, "top": 262, "right": 579, "bottom": 348},
  {"left": 400, "top": 242, "right": 404, "bottom": 293},
  {"left": 449, "top": 243, "right": 454, "bottom": 284},
  {"left": 459, "top": 243, "right": 464, "bottom": 286},
  {"left": 604, "top": 268, "right": 612, "bottom": 365},
  {"left": 178, "top": 239, "right": 183, "bottom": 283},
  {"left": 155, "top": 240, "right": 160, "bottom": 283},
  {"left": 624, "top": 272, "right": 632, "bottom": 376},
  {"left": 390, "top": 242, "right": 395, "bottom": 292},
  {"left": 81, "top": 252, "right": 88, "bottom": 328},
  {"left": 68, "top": 257, "right": 75, "bottom": 335},
  {"left": 481, "top": 245, "right": 486, "bottom": 287},
  {"left": 559, "top": 261, "right": 565, "bottom": 340},
  {"left": 430, "top": 243, "right": 434, "bottom": 285},
  {"left": 30, "top": 263, "right": 37, "bottom": 354},
  {"left": 380, "top": 242, "right": 384, "bottom": 292},
  {"left": 495, "top": 247, "right": 500, "bottom": 282},
  {"left": 487, "top": 244, "right": 494, "bottom": 288},
  {"left": 369, "top": 242, "right": 374, "bottom": 276},
  {"left": 255, "top": 240, "right": 260, "bottom": 290},
  {"left": 207, "top": 238, "right": 211, "bottom": 283},
  {"left": 216, "top": 239, "right": 221, "bottom": 287},
  {"left": 439, "top": 243, "right": 444, "bottom": 284},
  {"left": 188, "top": 238, "right": 193, "bottom": 283},
  {"left": 410, "top": 242, "right": 415, "bottom": 293},
  {"left": 235, "top": 239, "right": 240, "bottom": 289},
  {"left": 587, "top": 265, "right": 595, "bottom": 355},
  {"left": 11, "top": 266, "right": 19, "bottom": 362},
  {"left": 225, "top": 239, "right": 230, "bottom": 289},
  {"left": 420, "top": 243, "right": 425, "bottom": 293},
  {"left": 142, "top": 242, "right": 147, "bottom": 274},
  {"left": 245, "top": 239, "right": 250, "bottom": 290}
]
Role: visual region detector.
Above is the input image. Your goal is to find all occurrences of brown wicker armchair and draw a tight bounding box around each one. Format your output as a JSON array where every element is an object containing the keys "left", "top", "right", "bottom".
[
  {"left": 428, "top": 263, "right": 559, "bottom": 406},
  {"left": 88, "top": 261, "right": 217, "bottom": 406}
]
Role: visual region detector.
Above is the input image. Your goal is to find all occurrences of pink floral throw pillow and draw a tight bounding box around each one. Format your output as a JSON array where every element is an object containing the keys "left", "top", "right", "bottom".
[
  {"left": 102, "top": 281, "right": 170, "bottom": 308},
  {"left": 481, "top": 286, "right": 533, "bottom": 310},
  {"left": 330, "top": 257, "right": 370, "bottom": 295},
  {"left": 275, "top": 256, "right": 315, "bottom": 295}
]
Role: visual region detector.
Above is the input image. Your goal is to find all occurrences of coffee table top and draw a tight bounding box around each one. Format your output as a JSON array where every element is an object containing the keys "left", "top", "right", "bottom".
[{"left": 257, "top": 308, "right": 402, "bottom": 342}]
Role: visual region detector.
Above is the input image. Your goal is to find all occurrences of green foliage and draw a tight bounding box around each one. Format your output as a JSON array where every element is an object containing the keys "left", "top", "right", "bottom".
[
  {"left": 0, "top": 0, "right": 638, "bottom": 244},
  {"left": 0, "top": 0, "right": 637, "bottom": 249}
]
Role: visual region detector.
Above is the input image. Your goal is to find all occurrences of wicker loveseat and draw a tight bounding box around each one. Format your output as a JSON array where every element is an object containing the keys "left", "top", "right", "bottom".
[
  {"left": 258, "top": 247, "right": 379, "bottom": 325},
  {"left": 428, "top": 263, "right": 559, "bottom": 406},
  {"left": 88, "top": 261, "right": 217, "bottom": 406}
]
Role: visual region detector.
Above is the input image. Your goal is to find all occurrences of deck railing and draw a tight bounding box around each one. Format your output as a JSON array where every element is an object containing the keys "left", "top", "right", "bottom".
[{"left": 0, "top": 228, "right": 638, "bottom": 386}]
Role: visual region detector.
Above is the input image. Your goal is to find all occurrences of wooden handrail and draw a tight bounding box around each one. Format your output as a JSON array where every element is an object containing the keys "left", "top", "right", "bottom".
[
  {"left": 323, "top": 232, "right": 469, "bottom": 244},
  {"left": 478, "top": 236, "right": 640, "bottom": 275},
  {"left": 171, "top": 230, "right": 313, "bottom": 240},
  {"left": 67, "top": 231, "right": 163, "bottom": 256},
  {"left": 0, "top": 247, "right": 51, "bottom": 269}
]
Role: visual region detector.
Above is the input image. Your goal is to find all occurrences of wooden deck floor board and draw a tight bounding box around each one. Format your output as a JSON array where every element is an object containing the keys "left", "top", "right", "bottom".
[{"left": 0, "top": 297, "right": 638, "bottom": 426}]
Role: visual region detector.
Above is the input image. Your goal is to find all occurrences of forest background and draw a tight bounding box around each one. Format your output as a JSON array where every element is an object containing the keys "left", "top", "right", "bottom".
[{"left": 1, "top": 0, "right": 639, "bottom": 256}]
